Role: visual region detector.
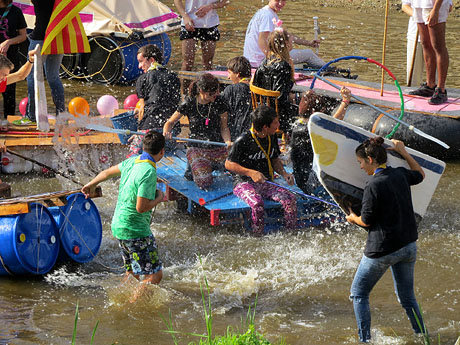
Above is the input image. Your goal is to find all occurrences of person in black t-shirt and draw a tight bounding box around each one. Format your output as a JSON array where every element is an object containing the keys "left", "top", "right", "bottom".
[
  {"left": 222, "top": 56, "right": 252, "bottom": 140},
  {"left": 290, "top": 87, "right": 351, "bottom": 194},
  {"left": 164, "top": 73, "right": 231, "bottom": 189},
  {"left": 252, "top": 28, "right": 296, "bottom": 134},
  {"left": 0, "top": 0, "right": 27, "bottom": 127},
  {"left": 345, "top": 137, "right": 426, "bottom": 343},
  {"left": 225, "top": 105, "right": 297, "bottom": 235},
  {"left": 127, "top": 44, "right": 180, "bottom": 157}
]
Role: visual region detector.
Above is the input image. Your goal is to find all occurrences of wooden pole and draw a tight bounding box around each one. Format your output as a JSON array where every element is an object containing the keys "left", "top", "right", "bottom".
[
  {"left": 407, "top": 27, "right": 420, "bottom": 87},
  {"left": 380, "top": 0, "right": 390, "bottom": 96}
]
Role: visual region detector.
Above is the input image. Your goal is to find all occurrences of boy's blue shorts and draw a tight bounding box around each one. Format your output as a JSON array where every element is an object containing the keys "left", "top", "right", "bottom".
[{"left": 118, "top": 234, "right": 162, "bottom": 275}]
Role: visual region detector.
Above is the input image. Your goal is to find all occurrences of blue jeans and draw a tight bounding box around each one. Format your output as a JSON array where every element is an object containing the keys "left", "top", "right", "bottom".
[
  {"left": 26, "top": 39, "right": 65, "bottom": 119},
  {"left": 350, "top": 241, "right": 424, "bottom": 342}
]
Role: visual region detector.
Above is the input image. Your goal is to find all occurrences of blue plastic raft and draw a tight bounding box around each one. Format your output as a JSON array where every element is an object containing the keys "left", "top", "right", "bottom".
[
  {"left": 49, "top": 193, "right": 102, "bottom": 264},
  {"left": 0, "top": 203, "right": 60, "bottom": 276}
]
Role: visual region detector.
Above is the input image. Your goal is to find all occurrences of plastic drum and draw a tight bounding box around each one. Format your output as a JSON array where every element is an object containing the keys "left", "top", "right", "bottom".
[
  {"left": 79, "top": 33, "right": 172, "bottom": 84},
  {"left": 48, "top": 193, "right": 102, "bottom": 264},
  {"left": 0, "top": 203, "right": 60, "bottom": 275}
]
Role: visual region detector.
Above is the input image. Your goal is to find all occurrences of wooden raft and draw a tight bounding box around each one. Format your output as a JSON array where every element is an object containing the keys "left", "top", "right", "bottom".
[{"left": 0, "top": 187, "right": 102, "bottom": 217}]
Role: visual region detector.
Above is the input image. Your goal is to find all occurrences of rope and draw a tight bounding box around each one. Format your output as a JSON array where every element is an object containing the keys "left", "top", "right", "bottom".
[
  {"left": 57, "top": 195, "right": 123, "bottom": 271},
  {"left": 0, "top": 253, "right": 15, "bottom": 276}
]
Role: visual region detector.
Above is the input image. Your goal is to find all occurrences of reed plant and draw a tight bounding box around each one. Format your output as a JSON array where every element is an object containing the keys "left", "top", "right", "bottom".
[
  {"left": 71, "top": 302, "right": 100, "bottom": 345},
  {"left": 162, "top": 257, "right": 284, "bottom": 345}
]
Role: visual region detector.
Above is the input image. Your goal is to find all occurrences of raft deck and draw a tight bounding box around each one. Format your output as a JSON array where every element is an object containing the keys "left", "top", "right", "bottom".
[{"left": 157, "top": 148, "right": 340, "bottom": 233}]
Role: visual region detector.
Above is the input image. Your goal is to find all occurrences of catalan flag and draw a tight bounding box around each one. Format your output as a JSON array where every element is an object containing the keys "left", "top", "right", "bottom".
[{"left": 42, "top": 0, "right": 93, "bottom": 55}]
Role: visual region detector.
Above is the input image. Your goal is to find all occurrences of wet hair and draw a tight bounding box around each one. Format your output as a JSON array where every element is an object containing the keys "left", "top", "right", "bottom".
[
  {"left": 189, "top": 73, "right": 220, "bottom": 98},
  {"left": 142, "top": 131, "right": 165, "bottom": 155},
  {"left": 1, "top": 0, "right": 13, "bottom": 5},
  {"left": 355, "top": 137, "right": 387, "bottom": 165},
  {"left": 298, "top": 90, "right": 321, "bottom": 118},
  {"left": 0, "top": 54, "right": 14, "bottom": 71},
  {"left": 251, "top": 105, "right": 278, "bottom": 131},
  {"left": 137, "top": 44, "right": 163, "bottom": 64},
  {"left": 267, "top": 29, "right": 294, "bottom": 80},
  {"left": 227, "top": 56, "right": 251, "bottom": 78}
]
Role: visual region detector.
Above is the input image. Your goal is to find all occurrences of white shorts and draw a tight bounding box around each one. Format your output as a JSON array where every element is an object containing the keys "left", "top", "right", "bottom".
[{"left": 413, "top": 1, "right": 450, "bottom": 24}]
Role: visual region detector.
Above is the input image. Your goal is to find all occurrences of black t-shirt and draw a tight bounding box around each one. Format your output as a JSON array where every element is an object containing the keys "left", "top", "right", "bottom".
[
  {"left": 227, "top": 130, "right": 280, "bottom": 186},
  {"left": 253, "top": 58, "right": 295, "bottom": 132},
  {"left": 361, "top": 166, "right": 424, "bottom": 258},
  {"left": 0, "top": 5, "right": 27, "bottom": 43},
  {"left": 290, "top": 119, "right": 314, "bottom": 191},
  {"left": 136, "top": 67, "right": 181, "bottom": 130},
  {"left": 222, "top": 83, "right": 252, "bottom": 140},
  {"left": 30, "top": 0, "right": 54, "bottom": 40},
  {"left": 177, "top": 95, "right": 228, "bottom": 147}
]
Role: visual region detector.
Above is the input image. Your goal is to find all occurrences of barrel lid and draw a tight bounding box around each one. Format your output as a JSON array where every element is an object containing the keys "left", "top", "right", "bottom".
[
  {"left": 14, "top": 203, "right": 60, "bottom": 274},
  {"left": 56, "top": 193, "right": 102, "bottom": 263}
]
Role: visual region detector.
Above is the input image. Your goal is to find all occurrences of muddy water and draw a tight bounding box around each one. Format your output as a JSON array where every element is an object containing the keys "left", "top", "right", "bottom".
[{"left": 1, "top": 1, "right": 459, "bottom": 345}]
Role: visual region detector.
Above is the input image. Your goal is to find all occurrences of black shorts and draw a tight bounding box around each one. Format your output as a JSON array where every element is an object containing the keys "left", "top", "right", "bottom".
[{"left": 179, "top": 25, "right": 220, "bottom": 41}]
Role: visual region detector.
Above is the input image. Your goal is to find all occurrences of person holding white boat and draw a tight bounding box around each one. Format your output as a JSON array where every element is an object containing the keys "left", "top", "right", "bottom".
[
  {"left": 346, "top": 137, "right": 426, "bottom": 343},
  {"left": 163, "top": 73, "right": 232, "bottom": 190},
  {"left": 243, "top": 0, "right": 324, "bottom": 68}
]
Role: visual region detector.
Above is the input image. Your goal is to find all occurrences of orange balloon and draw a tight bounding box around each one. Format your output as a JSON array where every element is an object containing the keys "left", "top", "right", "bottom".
[
  {"left": 68, "top": 97, "right": 90, "bottom": 117},
  {"left": 135, "top": 100, "right": 142, "bottom": 110}
]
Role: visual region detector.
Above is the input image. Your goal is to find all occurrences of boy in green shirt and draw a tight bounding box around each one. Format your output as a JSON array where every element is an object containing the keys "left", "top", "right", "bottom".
[{"left": 81, "top": 131, "right": 165, "bottom": 302}]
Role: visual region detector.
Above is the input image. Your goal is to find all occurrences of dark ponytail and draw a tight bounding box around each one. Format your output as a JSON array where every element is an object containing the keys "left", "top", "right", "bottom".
[{"left": 355, "top": 136, "right": 387, "bottom": 165}]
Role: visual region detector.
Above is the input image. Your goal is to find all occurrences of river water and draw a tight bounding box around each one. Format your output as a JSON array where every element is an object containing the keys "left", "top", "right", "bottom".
[{"left": 1, "top": 1, "right": 459, "bottom": 344}]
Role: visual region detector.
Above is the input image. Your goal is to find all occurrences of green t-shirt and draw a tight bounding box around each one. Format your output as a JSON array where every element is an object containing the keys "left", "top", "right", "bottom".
[{"left": 111, "top": 157, "right": 157, "bottom": 240}]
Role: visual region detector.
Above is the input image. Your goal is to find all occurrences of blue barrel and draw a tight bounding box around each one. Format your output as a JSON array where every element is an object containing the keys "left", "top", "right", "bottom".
[
  {"left": 79, "top": 33, "right": 172, "bottom": 84},
  {"left": 0, "top": 203, "right": 59, "bottom": 276},
  {"left": 48, "top": 193, "right": 102, "bottom": 264},
  {"left": 110, "top": 111, "right": 138, "bottom": 144}
]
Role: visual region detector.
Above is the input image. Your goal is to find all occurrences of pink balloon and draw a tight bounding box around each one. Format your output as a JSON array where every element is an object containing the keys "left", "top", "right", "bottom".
[
  {"left": 123, "top": 94, "right": 139, "bottom": 110},
  {"left": 96, "top": 95, "right": 119, "bottom": 115},
  {"left": 19, "top": 97, "right": 28, "bottom": 116}
]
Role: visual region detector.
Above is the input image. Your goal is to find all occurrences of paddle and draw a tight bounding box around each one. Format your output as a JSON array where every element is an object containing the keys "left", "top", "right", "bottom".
[
  {"left": 6, "top": 149, "right": 83, "bottom": 186},
  {"left": 198, "top": 191, "right": 234, "bottom": 206},
  {"left": 265, "top": 181, "right": 339, "bottom": 207},
  {"left": 313, "top": 74, "right": 450, "bottom": 149},
  {"left": 84, "top": 122, "right": 227, "bottom": 147}
]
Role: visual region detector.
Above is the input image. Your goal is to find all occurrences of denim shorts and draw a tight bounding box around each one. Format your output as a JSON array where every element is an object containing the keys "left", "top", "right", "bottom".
[
  {"left": 179, "top": 25, "right": 220, "bottom": 41},
  {"left": 118, "top": 234, "right": 162, "bottom": 275}
]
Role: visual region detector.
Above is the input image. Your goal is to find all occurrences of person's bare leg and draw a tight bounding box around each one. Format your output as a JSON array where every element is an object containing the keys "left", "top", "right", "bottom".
[
  {"left": 129, "top": 270, "right": 163, "bottom": 303},
  {"left": 418, "top": 23, "right": 436, "bottom": 88},
  {"left": 429, "top": 22, "right": 448, "bottom": 91},
  {"left": 181, "top": 39, "right": 197, "bottom": 95},
  {"left": 201, "top": 40, "right": 216, "bottom": 71}
]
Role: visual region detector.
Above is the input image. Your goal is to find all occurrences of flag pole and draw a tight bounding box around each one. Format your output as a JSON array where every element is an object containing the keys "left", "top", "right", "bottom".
[{"left": 380, "top": 0, "right": 390, "bottom": 96}]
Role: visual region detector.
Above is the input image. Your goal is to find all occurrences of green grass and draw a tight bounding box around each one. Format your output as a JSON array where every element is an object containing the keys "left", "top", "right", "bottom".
[{"left": 71, "top": 302, "right": 100, "bottom": 345}]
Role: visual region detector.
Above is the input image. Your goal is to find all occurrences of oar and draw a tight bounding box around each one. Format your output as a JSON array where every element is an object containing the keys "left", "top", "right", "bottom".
[
  {"left": 266, "top": 181, "right": 339, "bottom": 207},
  {"left": 85, "top": 122, "right": 227, "bottom": 147},
  {"left": 407, "top": 27, "right": 419, "bottom": 87},
  {"left": 313, "top": 74, "right": 450, "bottom": 149},
  {"left": 198, "top": 191, "right": 234, "bottom": 206},
  {"left": 6, "top": 149, "right": 83, "bottom": 186}
]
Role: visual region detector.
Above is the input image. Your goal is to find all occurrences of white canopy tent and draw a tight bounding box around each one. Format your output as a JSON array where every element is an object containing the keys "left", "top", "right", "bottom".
[{"left": 13, "top": 0, "right": 180, "bottom": 38}]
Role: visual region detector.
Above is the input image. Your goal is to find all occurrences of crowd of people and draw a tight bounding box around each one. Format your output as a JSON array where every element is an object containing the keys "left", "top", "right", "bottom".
[{"left": 0, "top": 0, "right": 437, "bottom": 340}]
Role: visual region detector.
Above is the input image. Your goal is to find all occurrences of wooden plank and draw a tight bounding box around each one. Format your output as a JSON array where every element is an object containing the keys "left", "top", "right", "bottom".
[{"left": 0, "top": 203, "right": 30, "bottom": 216}]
